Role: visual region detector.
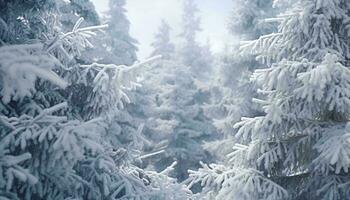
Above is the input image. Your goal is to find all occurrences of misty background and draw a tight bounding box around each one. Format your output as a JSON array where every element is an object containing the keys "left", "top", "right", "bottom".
[
  {"left": 91, "top": 0, "right": 233, "bottom": 58},
  {"left": 1, "top": 0, "right": 350, "bottom": 199}
]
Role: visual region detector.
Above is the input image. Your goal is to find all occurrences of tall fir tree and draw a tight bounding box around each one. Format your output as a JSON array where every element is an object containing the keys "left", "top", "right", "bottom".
[
  {"left": 229, "top": 0, "right": 276, "bottom": 40},
  {"left": 133, "top": 6, "right": 218, "bottom": 182},
  {"left": 0, "top": 1, "right": 192, "bottom": 199},
  {"left": 188, "top": 0, "right": 350, "bottom": 199},
  {"left": 0, "top": 0, "right": 58, "bottom": 44},
  {"left": 105, "top": 0, "right": 138, "bottom": 66},
  {"left": 150, "top": 20, "right": 175, "bottom": 60},
  {"left": 203, "top": 0, "right": 276, "bottom": 159},
  {"left": 58, "top": 0, "right": 108, "bottom": 64},
  {"left": 131, "top": 53, "right": 217, "bottom": 187},
  {"left": 58, "top": 0, "right": 100, "bottom": 32},
  {"left": 179, "top": 0, "right": 212, "bottom": 80}
]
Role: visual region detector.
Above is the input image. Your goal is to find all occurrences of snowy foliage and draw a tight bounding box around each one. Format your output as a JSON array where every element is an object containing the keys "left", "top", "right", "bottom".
[
  {"left": 134, "top": 59, "right": 216, "bottom": 183},
  {"left": 229, "top": 0, "right": 277, "bottom": 39},
  {"left": 59, "top": 0, "right": 100, "bottom": 31},
  {"left": 104, "top": 0, "right": 138, "bottom": 66},
  {"left": 0, "top": 44, "right": 66, "bottom": 104},
  {"left": 0, "top": 1, "right": 191, "bottom": 198},
  {"left": 202, "top": 0, "right": 276, "bottom": 161},
  {"left": 0, "top": 0, "right": 57, "bottom": 44},
  {"left": 3, "top": 0, "right": 350, "bottom": 199},
  {"left": 188, "top": 0, "right": 350, "bottom": 199},
  {"left": 57, "top": 0, "right": 109, "bottom": 64},
  {"left": 179, "top": 0, "right": 213, "bottom": 80},
  {"left": 151, "top": 20, "right": 175, "bottom": 60},
  {"left": 187, "top": 162, "right": 288, "bottom": 200}
]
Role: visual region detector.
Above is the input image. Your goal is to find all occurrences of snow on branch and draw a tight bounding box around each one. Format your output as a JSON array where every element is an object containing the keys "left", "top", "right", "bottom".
[
  {"left": 219, "top": 168, "right": 288, "bottom": 200},
  {"left": 81, "top": 55, "right": 162, "bottom": 71},
  {"left": 0, "top": 44, "right": 67, "bottom": 103},
  {"left": 187, "top": 162, "right": 233, "bottom": 191},
  {"left": 0, "top": 17, "right": 110, "bottom": 104},
  {"left": 79, "top": 55, "right": 162, "bottom": 105},
  {"left": 313, "top": 125, "right": 350, "bottom": 174},
  {"left": 187, "top": 162, "right": 288, "bottom": 200},
  {"left": 33, "top": 102, "right": 68, "bottom": 122},
  {"left": 0, "top": 151, "right": 38, "bottom": 191},
  {"left": 64, "top": 54, "right": 162, "bottom": 121},
  {"left": 143, "top": 161, "right": 193, "bottom": 199},
  {"left": 240, "top": 33, "right": 282, "bottom": 65},
  {"left": 45, "top": 17, "right": 108, "bottom": 53},
  {"left": 138, "top": 150, "right": 165, "bottom": 160}
]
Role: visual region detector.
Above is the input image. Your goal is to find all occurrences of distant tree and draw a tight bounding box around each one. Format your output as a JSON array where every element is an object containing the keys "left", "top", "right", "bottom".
[
  {"left": 179, "top": 0, "right": 212, "bottom": 80},
  {"left": 134, "top": 59, "right": 217, "bottom": 184},
  {"left": 150, "top": 20, "right": 175, "bottom": 60},
  {"left": 104, "top": 0, "right": 138, "bottom": 65}
]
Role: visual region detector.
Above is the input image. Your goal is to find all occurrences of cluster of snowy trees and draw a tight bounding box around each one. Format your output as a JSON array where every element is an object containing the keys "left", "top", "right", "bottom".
[
  {"left": 136, "top": 0, "right": 217, "bottom": 185},
  {"left": 0, "top": 0, "right": 191, "bottom": 199},
  {"left": 1, "top": 0, "right": 350, "bottom": 199}
]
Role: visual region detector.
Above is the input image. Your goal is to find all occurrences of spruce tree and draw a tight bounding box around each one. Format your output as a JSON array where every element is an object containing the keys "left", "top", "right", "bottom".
[
  {"left": 105, "top": 0, "right": 138, "bottom": 66},
  {"left": 188, "top": 0, "right": 350, "bottom": 199},
  {"left": 59, "top": 0, "right": 100, "bottom": 31},
  {"left": 150, "top": 20, "right": 175, "bottom": 60},
  {"left": 229, "top": 0, "right": 276, "bottom": 40},
  {"left": 135, "top": 58, "right": 217, "bottom": 183},
  {"left": 203, "top": 0, "right": 276, "bottom": 159},
  {"left": 58, "top": 0, "right": 107, "bottom": 64},
  {"left": 179, "top": 0, "right": 212, "bottom": 80},
  {"left": 0, "top": 0, "right": 57, "bottom": 44},
  {"left": 0, "top": 1, "right": 191, "bottom": 199}
]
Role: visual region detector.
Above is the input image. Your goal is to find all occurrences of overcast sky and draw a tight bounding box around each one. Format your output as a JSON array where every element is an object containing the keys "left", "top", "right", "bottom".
[{"left": 91, "top": 0, "right": 233, "bottom": 59}]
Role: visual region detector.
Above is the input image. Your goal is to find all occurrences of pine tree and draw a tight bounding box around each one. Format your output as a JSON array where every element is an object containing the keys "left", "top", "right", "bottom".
[
  {"left": 223, "top": 0, "right": 277, "bottom": 97},
  {"left": 179, "top": 0, "right": 212, "bottom": 80},
  {"left": 203, "top": 0, "right": 276, "bottom": 160},
  {"left": 188, "top": 0, "right": 350, "bottom": 199},
  {"left": 59, "top": 0, "right": 100, "bottom": 31},
  {"left": 102, "top": 0, "right": 146, "bottom": 171},
  {"left": 58, "top": 0, "right": 108, "bottom": 64},
  {"left": 179, "top": 0, "right": 201, "bottom": 63},
  {"left": 229, "top": 0, "right": 276, "bottom": 40},
  {"left": 150, "top": 20, "right": 175, "bottom": 60},
  {"left": 0, "top": 1, "right": 191, "bottom": 199},
  {"left": 104, "top": 0, "right": 138, "bottom": 66},
  {"left": 135, "top": 59, "right": 217, "bottom": 184},
  {"left": 0, "top": 0, "right": 58, "bottom": 44}
]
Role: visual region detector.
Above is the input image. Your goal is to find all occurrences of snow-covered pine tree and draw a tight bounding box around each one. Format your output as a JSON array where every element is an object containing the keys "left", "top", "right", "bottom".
[
  {"left": 179, "top": 0, "right": 212, "bottom": 80},
  {"left": 59, "top": 0, "right": 146, "bottom": 176},
  {"left": 0, "top": 1, "right": 191, "bottom": 199},
  {"left": 188, "top": 0, "right": 350, "bottom": 199},
  {"left": 220, "top": 0, "right": 276, "bottom": 88},
  {"left": 101, "top": 0, "right": 149, "bottom": 171},
  {"left": 58, "top": 0, "right": 114, "bottom": 64},
  {"left": 229, "top": 0, "right": 276, "bottom": 40},
  {"left": 59, "top": 0, "right": 100, "bottom": 32},
  {"left": 150, "top": 20, "right": 175, "bottom": 60},
  {"left": 202, "top": 0, "right": 276, "bottom": 159},
  {"left": 200, "top": 39, "right": 214, "bottom": 73},
  {"left": 133, "top": 58, "right": 217, "bottom": 185},
  {"left": 104, "top": 0, "right": 138, "bottom": 66},
  {"left": 0, "top": 0, "right": 57, "bottom": 44},
  {"left": 224, "top": 0, "right": 277, "bottom": 114}
]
